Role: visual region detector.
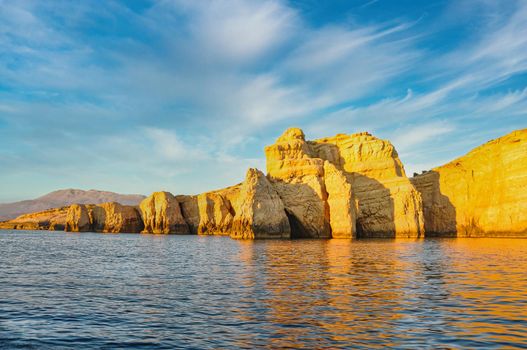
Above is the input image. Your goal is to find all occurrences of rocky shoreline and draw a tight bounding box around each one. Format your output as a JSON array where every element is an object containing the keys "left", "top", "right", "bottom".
[{"left": 1, "top": 128, "right": 526, "bottom": 239}]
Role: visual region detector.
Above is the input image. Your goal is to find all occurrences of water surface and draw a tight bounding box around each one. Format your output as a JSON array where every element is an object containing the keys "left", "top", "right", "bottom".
[{"left": 1, "top": 230, "right": 526, "bottom": 349}]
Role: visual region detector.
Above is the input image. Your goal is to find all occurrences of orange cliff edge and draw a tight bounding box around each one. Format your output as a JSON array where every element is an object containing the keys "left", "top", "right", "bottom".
[{"left": 1, "top": 128, "right": 526, "bottom": 239}]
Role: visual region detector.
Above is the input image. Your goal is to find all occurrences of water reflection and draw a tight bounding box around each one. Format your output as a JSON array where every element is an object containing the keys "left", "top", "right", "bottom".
[{"left": 0, "top": 231, "right": 526, "bottom": 349}]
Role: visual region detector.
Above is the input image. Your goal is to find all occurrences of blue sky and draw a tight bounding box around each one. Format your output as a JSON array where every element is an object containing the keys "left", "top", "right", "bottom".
[{"left": 0, "top": 0, "right": 526, "bottom": 202}]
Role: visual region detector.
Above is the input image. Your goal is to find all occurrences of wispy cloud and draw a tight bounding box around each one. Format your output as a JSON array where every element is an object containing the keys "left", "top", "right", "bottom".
[{"left": 0, "top": 0, "right": 526, "bottom": 201}]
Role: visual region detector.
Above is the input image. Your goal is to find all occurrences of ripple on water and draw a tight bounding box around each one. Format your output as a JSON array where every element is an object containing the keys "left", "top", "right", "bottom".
[{"left": 0, "top": 231, "right": 527, "bottom": 349}]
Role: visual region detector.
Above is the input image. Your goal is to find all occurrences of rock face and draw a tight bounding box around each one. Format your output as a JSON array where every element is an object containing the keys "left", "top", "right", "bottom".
[
  {"left": 412, "top": 129, "right": 527, "bottom": 237},
  {"left": 311, "top": 132, "right": 424, "bottom": 238},
  {"left": 265, "top": 128, "right": 332, "bottom": 238},
  {"left": 231, "top": 168, "right": 290, "bottom": 239},
  {"left": 65, "top": 204, "right": 91, "bottom": 232},
  {"left": 64, "top": 202, "right": 144, "bottom": 233},
  {"left": 265, "top": 128, "right": 422, "bottom": 238},
  {"left": 176, "top": 185, "right": 240, "bottom": 235},
  {"left": 196, "top": 191, "right": 236, "bottom": 235},
  {"left": 0, "top": 189, "right": 145, "bottom": 221},
  {"left": 0, "top": 207, "right": 69, "bottom": 231},
  {"left": 140, "top": 192, "right": 188, "bottom": 234},
  {"left": 3, "top": 127, "right": 526, "bottom": 240},
  {"left": 323, "top": 162, "right": 356, "bottom": 238}
]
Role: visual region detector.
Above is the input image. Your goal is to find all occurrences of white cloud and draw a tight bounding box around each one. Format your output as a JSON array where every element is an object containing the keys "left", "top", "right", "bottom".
[
  {"left": 390, "top": 121, "right": 454, "bottom": 153},
  {"left": 143, "top": 127, "right": 208, "bottom": 162},
  {"left": 1, "top": 0, "right": 527, "bottom": 201}
]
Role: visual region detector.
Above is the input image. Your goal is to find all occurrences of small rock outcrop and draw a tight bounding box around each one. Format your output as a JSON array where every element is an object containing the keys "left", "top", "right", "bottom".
[
  {"left": 196, "top": 192, "right": 235, "bottom": 235},
  {"left": 65, "top": 204, "right": 91, "bottom": 232},
  {"left": 64, "top": 202, "right": 144, "bottom": 233},
  {"left": 140, "top": 192, "right": 188, "bottom": 234},
  {"left": 0, "top": 206, "right": 69, "bottom": 231},
  {"left": 231, "top": 168, "right": 290, "bottom": 239},
  {"left": 176, "top": 195, "right": 200, "bottom": 234},
  {"left": 265, "top": 128, "right": 331, "bottom": 238},
  {"left": 411, "top": 129, "right": 527, "bottom": 237},
  {"left": 176, "top": 185, "right": 240, "bottom": 235}
]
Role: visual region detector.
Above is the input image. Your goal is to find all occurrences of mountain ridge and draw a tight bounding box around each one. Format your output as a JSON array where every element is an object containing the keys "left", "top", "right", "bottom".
[{"left": 0, "top": 189, "right": 146, "bottom": 221}]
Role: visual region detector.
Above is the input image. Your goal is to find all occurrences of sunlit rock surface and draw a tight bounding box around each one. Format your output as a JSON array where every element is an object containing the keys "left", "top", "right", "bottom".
[
  {"left": 2, "top": 128, "right": 526, "bottom": 239},
  {"left": 64, "top": 202, "right": 143, "bottom": 233},
  {"left": 176, "top": 185, "right": 240, "bottom": 235},
  {"left": 323, "top": 161, "right": 356, "bottom": 238},
  {"left": 412, "top": 129, "right": 527, "bottom": 237},
  {"left": 0, "top": 207, "right": 69, "bottom": 231},
  {"left": 265, "top": 128, "right": 331, "bottom": 238},
  {"left": 311, "top": 132, "right": 424, "bottom": 238},
  {"left": 65, "top": 204, "right": 91, "bottom": 232},
  {"left": 231, "top": 168, "right": 290, "bottom": 239},
  {"left": 139, "top": 192, "right": 188, "bottom": 234},
  {"left": 265, "top": 128, "right": 422, "bottom": 238},
  {"left": 178, "top": 170, "right": 290, "bottom": 239}
]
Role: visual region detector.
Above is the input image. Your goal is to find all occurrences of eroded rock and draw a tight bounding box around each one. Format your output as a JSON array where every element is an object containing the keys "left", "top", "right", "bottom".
[
  {"left": 323, "top": 161, "right": 356, "bottom": 238},
  {"left": 411, "top": 129, "right": 527, "bottom": 237},
  {"left": 265, "top": 128, "right": 331, "bottom": 238},
  {"left": 64, "top": 202, "right": 143, "bottom": 233},
  {"left": 312, "top": 132, "right": 424, "bottom": 238},
  {"left": 140, "top": 192, "right": 188, "bottom": 234},
  {"left": 231, "top": 168, "right": 290, "bottom": 239}
]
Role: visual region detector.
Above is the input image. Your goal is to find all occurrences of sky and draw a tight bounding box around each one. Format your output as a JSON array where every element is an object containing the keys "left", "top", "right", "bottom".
[{"left": 0, "top": 0, "right": 526, "bottom": 202}]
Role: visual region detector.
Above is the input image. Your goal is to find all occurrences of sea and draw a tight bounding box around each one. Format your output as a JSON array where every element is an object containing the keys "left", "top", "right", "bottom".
[{"left": 1, "top": 230, "right": 526, "bottom": 349}]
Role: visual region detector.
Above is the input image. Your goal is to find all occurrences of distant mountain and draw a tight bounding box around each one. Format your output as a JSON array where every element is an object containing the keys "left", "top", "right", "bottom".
[{"left": 0, "top": 189, "right": 146, "bottom": 221}]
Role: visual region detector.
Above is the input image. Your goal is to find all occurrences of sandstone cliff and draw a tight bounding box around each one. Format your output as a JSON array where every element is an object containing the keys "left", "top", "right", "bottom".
[
  {"left": 323, "top": 161, "right": 356, "bottom": 238},
  {"left": 0, "top": 206, "right": 69, "bottom": 230},
  {"left": 140, "top": 192, "right": 188, "bottom": 234},
  {"left": 176, "top": 184, "right": 240, "bottom": 235},
  {"left": 411, "top": 129, "right": 527, "bottom": 237},
  {"left": 2, "top": 128, "right": 526, "bottom": 240},
  {"left": 231, "top": 168, "right": 290, "bottom": 239},
  {"left": 265, "top": 128, "right": 423, "bottom": 238},
  {"left": 311, "top": 132, "right": 424, "bottom": 238},
  {"left": 265, "top": 128, "right": 332, "bottom": 238},
  {"left": 64, "top": 202, "right": 143, "bottom": 233},
  {"left": 0, "top": 189, "right": 145, "bottom": 221}
]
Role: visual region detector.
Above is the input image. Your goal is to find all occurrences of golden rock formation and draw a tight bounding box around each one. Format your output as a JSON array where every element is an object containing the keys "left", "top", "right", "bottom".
[
  {"left": 176, "top": 184, "right": 240, "bottom": 235},
  {"left": 64, "top": 202, "right": 143, "bottom": 233},
  {"left": 265, "top": 128, "right": 331, "bottom": 238},
  {"left": 139, "top": 192, "right": 188, "bottom": 234},
  {"left": 0, "top": 206, "right": 69, "bottom": 230},
  {"left": 412, "top": 129, "right": 527, "bottom": 237},
  {"left": 231, "top": 168, "right": 290, "bottom": 239},
  {"left": 65, "top": 204, "right": 91, "bottom": 232},
  {"left": 311, "top": 132, "right": 424, "bottom": 238},
  {"left": 323, "top": 161, "right": 356, "bottom": 238},
  {"left": 96, "top": 202, "right": 143, "bottom": 233},
  {"left": 265, "top": 128, "right": 422, "bottom": 238},
  {"left": 3, "top": 127, "right": 526, "bottom": 239},
  {"left": 196, "top": 191, "right": 236, "bottom": 235}
]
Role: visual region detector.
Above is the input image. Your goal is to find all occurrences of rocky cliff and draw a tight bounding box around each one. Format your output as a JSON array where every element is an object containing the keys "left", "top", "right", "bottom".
[
  {"left": 139, "top": 192, "right": 188, "bottom": 234},
  {"left": 231, "top": 168, "right": 290, "bottom": 239},
  {"left": 265, "top": 128, "right": 423, "bottom": 238},
  {"left": 411, "top": 129, "right": 527, "bottom": 237},
  {"left": 0, "top": 202, "right": 143, "bottom": 233},
  {"left": 64, "top": 202, "right": 143, "bottom": 233},
  {"left": 1, "top": 128, "right": 526, "bottom": 239},
  {"left": 0, "top": 206, "right": 69, "bottom": 230},
  {"left": 0, "top": 189, "right": 145, "bottom": 221},
  {"left": 177, "top": 169, "right": 290, "bottom": 239},
  {"left": 265, "top": 128, "right": 332, "bottom": 238},
  {"left": 310, "top": 132, "right": 424, "bottom": 238}
]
